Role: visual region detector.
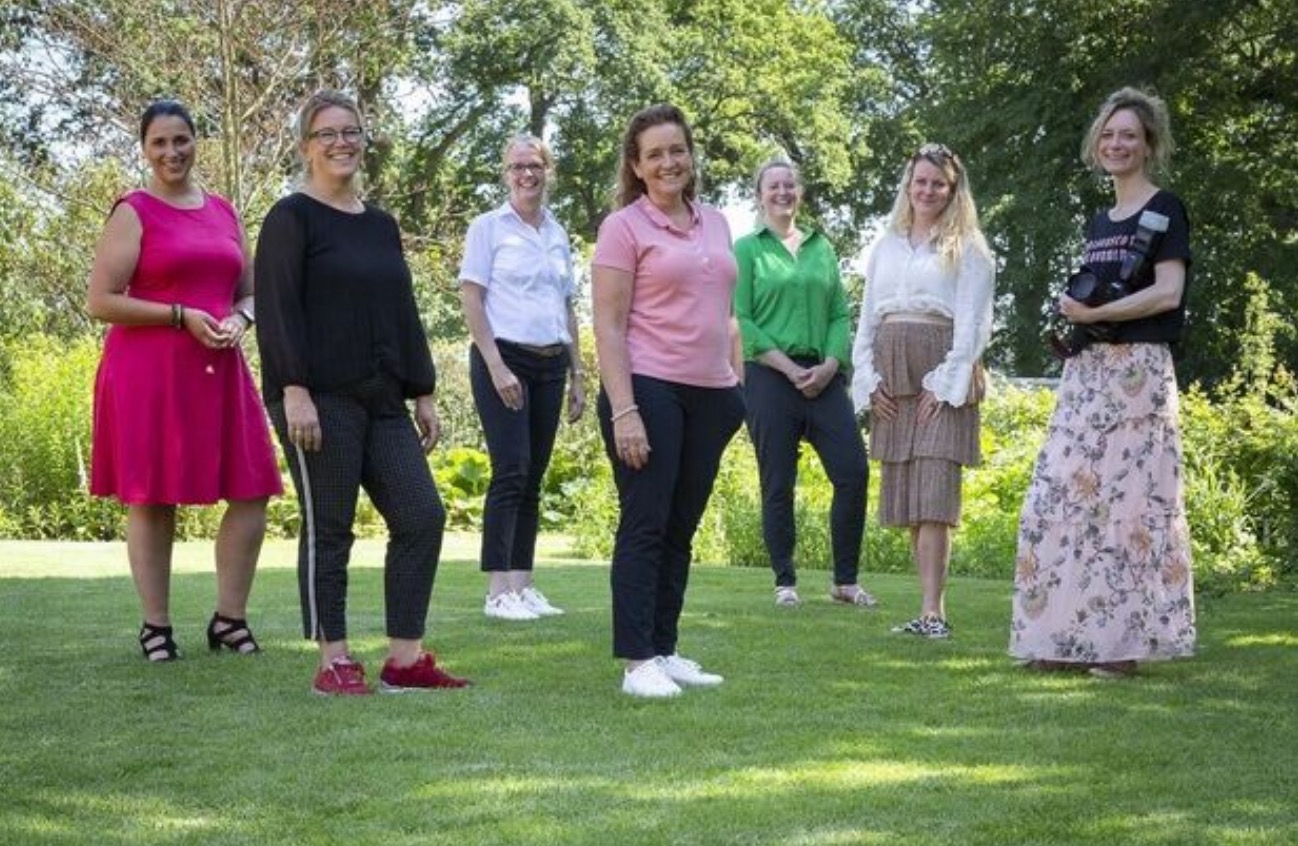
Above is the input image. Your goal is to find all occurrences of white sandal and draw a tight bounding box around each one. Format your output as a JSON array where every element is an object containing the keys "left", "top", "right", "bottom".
[
  {"left": 830, "top": 584, "right": 879, "bottom": 607},
  {"left": 774, "top": 586, "right": 802, "bottom": 607}
]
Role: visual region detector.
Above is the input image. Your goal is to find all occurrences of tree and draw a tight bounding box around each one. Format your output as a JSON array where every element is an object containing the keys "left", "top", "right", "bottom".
[{"left": 909, "top": 0, "right": 1298, "bottom": 383}]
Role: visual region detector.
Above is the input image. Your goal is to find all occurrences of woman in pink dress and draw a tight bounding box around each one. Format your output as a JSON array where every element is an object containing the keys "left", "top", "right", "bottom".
[{"left": 87, "top": 100, "right": 282, "bottom": 662}]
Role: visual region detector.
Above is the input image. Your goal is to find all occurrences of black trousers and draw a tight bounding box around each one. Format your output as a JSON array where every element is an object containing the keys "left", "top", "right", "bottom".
[
  {"left": 269, "top": 377, "right": 445, "bottom": 642},
  {"left": 469, "top": 341, "right": 569, "bottom": 572},
  {"left": 743, "top": 361, "right": 868, "bottom": 587},
  {"left": 598, "top": 375, "right": 745, "bottom": 660}
]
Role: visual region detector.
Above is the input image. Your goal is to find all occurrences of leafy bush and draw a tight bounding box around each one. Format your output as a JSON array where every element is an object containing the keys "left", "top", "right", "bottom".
[
  {"left": 0, "top": 335, "right": 126, "bottom": 539},
  {"left": 1180, "top": 382, "right": 1298, "bottom": 592},
  {"left": 4, "top": 334, "right": 1296, "bottom": 593}
]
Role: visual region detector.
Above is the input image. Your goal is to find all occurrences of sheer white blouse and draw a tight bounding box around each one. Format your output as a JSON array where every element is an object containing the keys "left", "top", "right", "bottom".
[{"left": 849, "top": 231, "right": 995, "bottom": 411}]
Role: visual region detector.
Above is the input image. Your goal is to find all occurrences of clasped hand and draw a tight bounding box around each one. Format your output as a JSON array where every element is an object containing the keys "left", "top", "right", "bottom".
[
  {"left": 183, "top": 308, "right": 248, "bottom": 349},
  {"left": 786, "top": 360, "right": 837, "bottom": 399}
]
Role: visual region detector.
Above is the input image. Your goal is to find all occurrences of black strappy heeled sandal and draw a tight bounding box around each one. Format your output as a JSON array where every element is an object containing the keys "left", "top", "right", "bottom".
[
  {"left": 139, "top": 623, "right": 180, "bottom": 662},
  {"left": 206, "top": 612, "right": 261, "bottom": 654}
]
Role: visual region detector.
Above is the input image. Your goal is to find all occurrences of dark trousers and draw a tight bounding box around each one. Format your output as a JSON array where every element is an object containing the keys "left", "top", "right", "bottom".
[
  {"left": 743, "top": 361, "right": 868, "bottom": 587},
  {"left": 598, "top": 375, "right": 745, "bottom": 660},
  {"left": 469, "top": 341, "right": 568, "bottom": 572},
  {"left": 269, "top": 379, "right": 445, "bottom": 642}
]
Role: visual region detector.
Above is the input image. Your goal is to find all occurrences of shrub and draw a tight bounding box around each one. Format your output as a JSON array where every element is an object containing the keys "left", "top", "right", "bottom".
[
  {"left": 0, "top": 335, "right": 124, "bottom": 539},
  {"left": 5, "top": 334, "right": 1296, "bottom": 593}
]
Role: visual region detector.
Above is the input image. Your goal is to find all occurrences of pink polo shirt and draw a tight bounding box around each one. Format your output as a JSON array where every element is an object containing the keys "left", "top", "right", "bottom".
[{"left": 593, "top": 196, "right": 738, "bottom": 388}]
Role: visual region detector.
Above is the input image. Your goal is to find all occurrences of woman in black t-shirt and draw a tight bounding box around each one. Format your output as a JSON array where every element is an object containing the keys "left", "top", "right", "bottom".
[
  {"left": 255, "top": 89, "right": 469, "bottom": 695},
  {"left": 1009, "top": 88, "right": 1197, "bottom": 678}
]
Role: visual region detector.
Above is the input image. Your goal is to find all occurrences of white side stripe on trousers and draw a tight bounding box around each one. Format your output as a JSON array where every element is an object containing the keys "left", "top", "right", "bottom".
[{"left": 293, "top": 442, "right": 321, "bottom": 641}]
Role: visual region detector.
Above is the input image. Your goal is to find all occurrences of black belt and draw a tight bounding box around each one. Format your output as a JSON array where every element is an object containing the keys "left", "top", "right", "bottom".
[{"left": 503, "top": 340, "right": 566, "bottom": 357}]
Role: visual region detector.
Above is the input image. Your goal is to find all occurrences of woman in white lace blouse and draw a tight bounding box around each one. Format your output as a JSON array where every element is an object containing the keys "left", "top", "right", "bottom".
[{"left": 850, "top": 143, "right": 995, "bottom": 639}]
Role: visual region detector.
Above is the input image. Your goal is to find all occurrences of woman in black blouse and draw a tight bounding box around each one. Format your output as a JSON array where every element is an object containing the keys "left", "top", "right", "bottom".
[
  {"left": 256, "top": 89, "right": 468, "bottom": 695},
  {"left": 1010, "top": 87, "right": 1196, "bottom": 678}
]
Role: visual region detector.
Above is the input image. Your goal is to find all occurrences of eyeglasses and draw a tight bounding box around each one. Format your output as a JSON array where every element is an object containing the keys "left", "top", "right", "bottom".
[
  {"left": 308, "top": 127, "right": 365, "bottom": 146},
  {"left": 507, "top": 162, "right": 547, "bottom": 174}
]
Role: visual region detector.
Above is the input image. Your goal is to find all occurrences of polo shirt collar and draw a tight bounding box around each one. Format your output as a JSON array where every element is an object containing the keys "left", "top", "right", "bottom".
[{"left": 635, "top": 195, "right": 701, "bottom": 233}]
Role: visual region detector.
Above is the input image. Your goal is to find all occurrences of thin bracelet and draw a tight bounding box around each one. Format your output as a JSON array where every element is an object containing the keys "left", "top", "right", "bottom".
[{"left": 610, "top": 404, "right": 639, "bottom": 422}]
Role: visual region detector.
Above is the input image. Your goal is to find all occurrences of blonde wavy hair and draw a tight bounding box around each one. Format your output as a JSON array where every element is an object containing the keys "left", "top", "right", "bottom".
[
  {"left": 1081, "top": 87, "right": 1175, "bottom": 177},
  {"left": 886, "top": 143, "right": 989, "bottom": 271}
]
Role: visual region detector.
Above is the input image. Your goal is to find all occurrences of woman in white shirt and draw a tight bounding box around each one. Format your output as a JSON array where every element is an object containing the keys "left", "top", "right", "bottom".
[
  {"left": 459, "top": 135, "right": 586, "bottom": 621},
  {"left": 850, "top": 143, "right": 995, "bottom": 639}
]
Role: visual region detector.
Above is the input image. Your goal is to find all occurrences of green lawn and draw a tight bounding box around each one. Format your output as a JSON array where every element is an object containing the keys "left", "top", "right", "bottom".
[{"left": 2, "top": 536, "right": 1295, "bottom": 845}]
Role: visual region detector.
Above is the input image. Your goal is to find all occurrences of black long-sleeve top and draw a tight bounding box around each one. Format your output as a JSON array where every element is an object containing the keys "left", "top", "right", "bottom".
[{"left": 254, "top": 192, "right": 436, "bottom": 403}]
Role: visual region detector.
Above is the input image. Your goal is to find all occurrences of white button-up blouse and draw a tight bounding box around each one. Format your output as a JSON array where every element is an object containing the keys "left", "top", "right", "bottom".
[
  {"left": 849, "top": 230, "right": 995, "bottom": 411},
  {"left": 458, "top": 202, "right": 575, "bottom": 345}
]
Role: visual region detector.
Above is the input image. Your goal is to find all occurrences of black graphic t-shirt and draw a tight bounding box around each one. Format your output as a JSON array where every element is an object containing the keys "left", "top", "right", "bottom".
[{"left": 1081, "top": 189, "right": 1192, "bottom": 344}]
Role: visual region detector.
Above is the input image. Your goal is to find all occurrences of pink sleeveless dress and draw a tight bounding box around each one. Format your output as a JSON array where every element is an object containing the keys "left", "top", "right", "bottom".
[{"left": 90, "top": 190, "right": 282, "bottom": 505}]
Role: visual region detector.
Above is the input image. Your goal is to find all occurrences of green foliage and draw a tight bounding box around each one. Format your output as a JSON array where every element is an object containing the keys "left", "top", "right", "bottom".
[
  {"left": 3, "top": 335, "right": 1296, "bottom": 592},
  {"left": 434, "top": 447, "right": 491, "bottom": 530},
  {"left": 1180, "top": 383, "right": 1298, "bottom": 592},
  {"left": 0, "top": 335, "right": 120, "bottom": 539}
]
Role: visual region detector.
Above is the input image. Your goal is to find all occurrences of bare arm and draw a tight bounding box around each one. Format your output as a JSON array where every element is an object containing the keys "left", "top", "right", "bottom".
[
  {"left": 593, "top": 264, "right": 648, "bottom": 469},
  {"left": 1061, "top": 259, "right": 1186, "bottom": 324},
  {"left": 728, "top": 316, "right": 744, "bottom": 385},
  {"left": 217, "top": 224, "right": 255, "bottom": 347},
  {"left": 565, "top": 299, "right": 586, "bottom": 422},
  {"left": 85, "top": 204, "right": 151, "bottom": 325}
]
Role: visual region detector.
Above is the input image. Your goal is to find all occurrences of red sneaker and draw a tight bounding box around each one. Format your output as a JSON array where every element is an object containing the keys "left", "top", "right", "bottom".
[
  {"left": 313, "top": 656, "right": 371, "bottom": 696},
  {"left": 379, "top": 652, "right": 470, "bottom": 693}
]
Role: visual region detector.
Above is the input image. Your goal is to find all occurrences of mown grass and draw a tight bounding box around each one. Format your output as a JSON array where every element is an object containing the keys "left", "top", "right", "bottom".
[{"left": 1, "top": 536, "right": 1295, "bottom": 845}]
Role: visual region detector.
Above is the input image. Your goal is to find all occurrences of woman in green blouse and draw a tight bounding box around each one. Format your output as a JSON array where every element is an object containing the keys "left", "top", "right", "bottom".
[{"left": 734, "top": 159, "right": 873, "bottom": 608}]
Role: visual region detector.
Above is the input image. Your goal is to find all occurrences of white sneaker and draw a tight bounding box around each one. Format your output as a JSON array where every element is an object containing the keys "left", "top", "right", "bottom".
[
  {"left": 518, "top": 586, "right": 564, "bottom": 616},
  {"left": 621, "top": 660, "right": 682, "bottom": 698},
  {"left": 656, "top": 654, "right": 724, "bottom": 687},
  {"left": 483, "top": 591, "right": 539, "bottom": 621}
]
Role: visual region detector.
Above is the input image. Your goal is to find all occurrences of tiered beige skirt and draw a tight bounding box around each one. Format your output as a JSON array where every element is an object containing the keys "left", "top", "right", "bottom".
[{"left": 870, "top": 319, "right": 981, "bottom": 527}]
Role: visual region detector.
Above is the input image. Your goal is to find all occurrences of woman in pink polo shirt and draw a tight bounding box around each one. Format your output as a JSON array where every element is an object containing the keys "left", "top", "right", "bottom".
[{"left": 592, "top": 103, "right": 746, "bottom": 698}]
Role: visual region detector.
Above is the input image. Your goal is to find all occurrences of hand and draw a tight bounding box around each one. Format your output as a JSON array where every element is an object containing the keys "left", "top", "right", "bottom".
[
  {"left": 795, "top": 360, "right": 838, "bottom": 399},
  {"left": 870, "top": 387, "right": 898, "bottom": 422},
  {"left": 613, "top": 411, "right": 650, "bottom": 470},
  {"left": 1058, "top": 293, "right": 1098, "bottom": 324},
  {"left": 783, "top": 365, "right": 812, "bottom": 389},
  {"left": 284, "top": 387, "right": 321, "bottom": 452},
  {"left": 414, "top": 395, "right": 440, "bottom": 453},
  {"left": 567, "top": 376, "right": 586, "bottom": 423},
  {"left": 215, "top": 312, "right": 251, "bottom": 348},
  {"left": 917, "top": 389, "right": 945, "bottom": 425},
  {"left": 181, "top": 307, "right": 230, "bottom": 349},
  {"left": 491, "top": 363, "right": 524, "bottom": 411}
]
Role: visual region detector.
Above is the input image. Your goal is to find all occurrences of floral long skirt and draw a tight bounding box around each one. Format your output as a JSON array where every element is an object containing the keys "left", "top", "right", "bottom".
[{"left": 1009, "top": 343, "right": 1196, "bottom": 663}]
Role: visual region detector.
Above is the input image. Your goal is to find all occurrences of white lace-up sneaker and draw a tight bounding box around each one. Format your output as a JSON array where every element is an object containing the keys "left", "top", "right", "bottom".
[
  {"left": 656, "top": 654, "right": 724, "bottom": 687},
  {"left": 621, "top": 660, "right": 682, "bottom": 698},
  {"left": 483, "top": 591, "right": 539, "bottom": 621},
  {"left": 518, "top": 586, "right": 564, "bottom": 616}
]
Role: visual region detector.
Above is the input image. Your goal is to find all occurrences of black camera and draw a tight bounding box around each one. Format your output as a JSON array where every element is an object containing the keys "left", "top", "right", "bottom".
[
  {"left": 1047, "top": 210, "right": 1171, "bottom": 359},
  {"left": 1065, "top": 266, "right": 1126, "bottom": 308}
]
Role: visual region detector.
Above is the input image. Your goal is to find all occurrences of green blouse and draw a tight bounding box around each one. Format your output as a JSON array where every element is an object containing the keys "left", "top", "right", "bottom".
[{"left": 733, "top": 224, "right": 851, "bottom": 368}]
